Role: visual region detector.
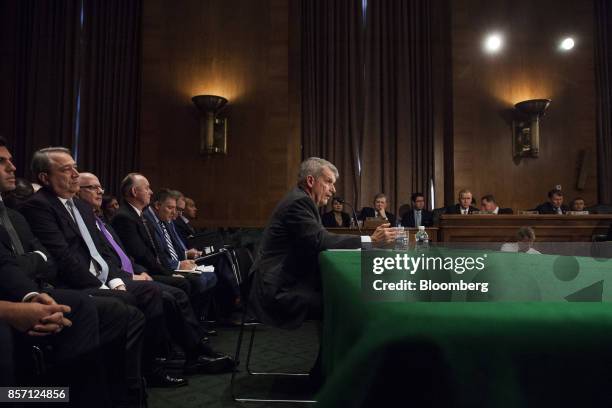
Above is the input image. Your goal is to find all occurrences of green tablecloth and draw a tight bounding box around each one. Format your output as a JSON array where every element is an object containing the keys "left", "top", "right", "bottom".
[{"left": 317, "top": 250, "right": 612, "bottom": 407}]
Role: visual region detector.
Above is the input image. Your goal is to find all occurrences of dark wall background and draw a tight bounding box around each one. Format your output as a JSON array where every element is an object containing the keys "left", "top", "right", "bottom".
[
  {"left": 141, "top": 0, "right": 598, "bottom": 226},
  {"left": 141, "top": 0, "right": 300, "bottom": 228},
  {"left": 451, "top": 0, "right": 597, "bottom": 210}
]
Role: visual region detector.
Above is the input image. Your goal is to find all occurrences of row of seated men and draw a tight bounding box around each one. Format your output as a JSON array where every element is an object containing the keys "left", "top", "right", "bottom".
[
  {"left": 322, "top": 189, "right": 589, "bottom": 228},
  {"left": 0, "top": 141, "right": 239, "bottom": 407}
]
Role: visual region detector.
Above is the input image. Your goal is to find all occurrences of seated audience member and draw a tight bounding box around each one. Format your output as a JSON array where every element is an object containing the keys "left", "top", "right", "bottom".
[
  {"left": 77, "top": 172, "right": 232, "bottom": 374},
  {"left": 446, "top": 189, "right": 478, "bottom": 214},
  {"left": 480, "top": 194, "right": 513, "bottom": 214},
  {"left": 322, "top": 197, "right": 352, "bottom": 228},
  {"left": 500, "top": 227, "right": 541, "bottom": 254},
  {"left": 360, "top": 193, "right": 396, "bottom": 225},
  {"left": 570, "top": 197, "right": 587, "bottom": 212},
  {"left": 535, "top": 189, "right": 569, "bottom": 214},
  {"left": 111, "top": 176, "right": 219, "bottom": 322},
  {"left": 174, "top": 195, "right": 197, "bottom": 243},
  {"left": 20, "top": 147, "right": 187, "bottom": 387},
  {"left": 101, "top": 194, "right": 120, "bottom": 223},
  {"left": 0, "top": 138, "right": 138, "bottom": 405},
  {"left": 3, "top": 177, "right": 34, "bottom": 210},
  {"left": 401, "top": 192, "right": 433, "bottom": 227}
]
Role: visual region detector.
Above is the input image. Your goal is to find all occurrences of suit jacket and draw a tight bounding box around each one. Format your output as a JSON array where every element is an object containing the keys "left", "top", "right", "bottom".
[
  {"left": 359, "top": 207, "right": 397, "bottom": 226},
  {"left": 321, "top": 211, "right": 351, "bottom": 228},
  {"left": 250, "top": 187, "right": 361, "bottom": 329},
  {"left": 111, "top": 203, "right": 174, "bottom": 277},
  {"left": 497, "top": 207, "right": 514, "bottom": 214},
  {"left": 0, "top": 226, "right": 38, "bottom": 301},
  {"left": 400, "top": 208, "right": 433, "bottom": 228},
  {"left": 445, "top": 204, "right": 479, "bottom": 215},
  {"left": 20, "top": 188, "right": 127, "bottom": 290},
  {"left": 143, "top": 208, "right": 186, "bottom": 270},
  {"left": 535, "top": 202, "right": 570, "bottom": 214},
  {"left": 174, "top": 217, "right": 196, "bottom": 246},
  {"left": 6, "top": 206, "right": 57, "bottom": 284}
]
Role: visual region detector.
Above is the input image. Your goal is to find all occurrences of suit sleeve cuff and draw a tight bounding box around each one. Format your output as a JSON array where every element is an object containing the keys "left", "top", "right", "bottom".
[{"left": 108, "top": 278, "right": 125, "bottom": 289}]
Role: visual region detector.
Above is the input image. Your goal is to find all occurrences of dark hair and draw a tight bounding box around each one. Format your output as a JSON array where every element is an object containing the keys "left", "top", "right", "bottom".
[
  {"left": 481, "top": 194, "right": 496, "bottom": 204},
  {"left": 548, "top": 189, "right": 563, "bottom": 198},
  {"left": 152, "top": 188, "right": 176, "bottom": 205},
  {"left": 411, "top": 192, "right": 425, "bottom": 202},
  {"left": 332, "top": 197, "right": 343, "bottom": 205},
  {"left": 102, "top": 195, "right": 117, "bottom": 209},
  {"left": 0, "top": 136, "right": 7, "bottom": 147}
]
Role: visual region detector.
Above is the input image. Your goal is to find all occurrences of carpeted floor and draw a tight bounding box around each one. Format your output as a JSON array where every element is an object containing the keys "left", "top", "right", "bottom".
[{"left": 148, "top": 321, "right": 319, "bottom": 408}]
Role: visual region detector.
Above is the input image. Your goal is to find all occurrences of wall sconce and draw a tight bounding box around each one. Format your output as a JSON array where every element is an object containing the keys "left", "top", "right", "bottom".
[
  {"left": 191, "top": 94, "right": 228, "bottom": 155},
  {"left": 512, "top": 99, "right": 551, "bottom": 158}
]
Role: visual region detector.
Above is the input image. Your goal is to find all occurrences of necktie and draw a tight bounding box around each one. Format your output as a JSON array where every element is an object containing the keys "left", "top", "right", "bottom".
[
  {"left": 415, "top": 210, "right": 421, "bottom": 228},
  {"left": 0, "top": 201, "right": 24, "bottom": 255},
  {"left": 65, "top": 199, "right": 109, "bottom": 283},
  {"left": 160, "top": 221, "right": 179, "bottom": 261},
  {"left": 140, "top": 215, "right": 162, "bottom": 264},
  {"left": 95, "top": 216, "right": 134, "bottom": 274}
]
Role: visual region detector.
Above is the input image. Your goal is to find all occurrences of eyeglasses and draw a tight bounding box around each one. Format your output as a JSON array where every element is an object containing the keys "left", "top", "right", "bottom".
[{"left": 80, "top": 185, "right": 105, "bottom": 193}]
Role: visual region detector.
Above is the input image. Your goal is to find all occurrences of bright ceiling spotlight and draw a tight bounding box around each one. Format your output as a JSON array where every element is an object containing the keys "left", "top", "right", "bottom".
[
  {"left": 559, "top": 37, "right": 575, "bottom": 51},
  {"left": 484, "top": 33, "right": 503, "bottom": 53}
]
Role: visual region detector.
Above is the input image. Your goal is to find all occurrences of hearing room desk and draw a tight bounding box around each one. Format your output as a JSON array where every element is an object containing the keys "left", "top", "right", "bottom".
[
  {"left": 438, "top": 214, "right": 612, "bottom": 242},
  {"left": 316, "top": 250, "right": 612, "bottom": 407}
]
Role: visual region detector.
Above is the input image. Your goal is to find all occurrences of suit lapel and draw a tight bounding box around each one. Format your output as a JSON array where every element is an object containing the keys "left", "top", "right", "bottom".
[{"left": 43, "top": 189, "right": 81, "bottom": 236}]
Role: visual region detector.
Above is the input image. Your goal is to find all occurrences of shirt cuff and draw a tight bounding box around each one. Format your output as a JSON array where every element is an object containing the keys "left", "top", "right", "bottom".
[
  {"left": 361, "top": 236, "right": 372, "bottom": 243},
  {"left": 22, "top": 292, "right": 40, "bottom": 302},
  {"left": 33, "top": 251, "right": 48, "bottom": 262},
  {"left": 108, "top": 278, "right": 125, "bottom": 289}
]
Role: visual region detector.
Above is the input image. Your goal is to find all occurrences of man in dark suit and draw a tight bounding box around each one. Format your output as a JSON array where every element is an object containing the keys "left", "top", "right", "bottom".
[
  {"left": 445, "top": 189, "right": 479, "bottom": 214},
  {"left": 480, "top": 194, "right": 513, "bottom": 214},
  {"left": 111, "top": 173, "right": 234, "bottom": 367},
  {"left": 20, "top": 147, "right": 186, "bottom": 387},
  {"left": 359, "top": 193, "right": 397, "bottom": 226},
  {"left": 0, "top": 137, "right": 147, "bottom": 402},
  {"left": 250, "top": 157, "right": 396, "bottom": 330},
  {"left": 535, "top": 189, "right": 570, "bottom": 214},
  {"left": 401, "top": 192, "right": 434, "bottom": 227},
  {"left": 174, "top": 195, "right": 197, "bottom": 245},
  {"left": 78, "top": 172, "right": 231, "bottom": 373}
]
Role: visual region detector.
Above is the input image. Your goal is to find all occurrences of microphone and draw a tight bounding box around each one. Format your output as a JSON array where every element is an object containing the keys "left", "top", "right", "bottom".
[{"left": 335, "top": 198, "right": 361, "bottom": 233}]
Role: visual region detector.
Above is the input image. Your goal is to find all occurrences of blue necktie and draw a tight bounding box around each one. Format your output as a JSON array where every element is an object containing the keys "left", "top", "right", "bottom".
[{"left": 66, "top": 199, "right": 109, "bottom": 284}]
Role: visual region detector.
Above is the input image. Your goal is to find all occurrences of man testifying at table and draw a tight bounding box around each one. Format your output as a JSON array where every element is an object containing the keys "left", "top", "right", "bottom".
[{"left": 250, "top": 157, "right": 396, "bottom": 330}]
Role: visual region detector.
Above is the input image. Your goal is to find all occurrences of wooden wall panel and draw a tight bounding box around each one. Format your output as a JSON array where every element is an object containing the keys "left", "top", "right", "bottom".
[
  {"left": 141, "top": 0, "right": 299, "bottom": 228},
  {"left": 451, "top": 0, "right": 597, "bottom": 211}
]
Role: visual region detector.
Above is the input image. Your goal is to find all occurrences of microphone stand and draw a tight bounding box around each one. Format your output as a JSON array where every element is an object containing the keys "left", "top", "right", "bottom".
[{"left": 339, "top": 200, "right": 361, "bottom": 234}]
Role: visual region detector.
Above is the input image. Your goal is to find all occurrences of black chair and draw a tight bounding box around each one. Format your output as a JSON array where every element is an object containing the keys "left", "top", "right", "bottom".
[{"left": 230, "top": 248, "right": 316, "bottom": 404}]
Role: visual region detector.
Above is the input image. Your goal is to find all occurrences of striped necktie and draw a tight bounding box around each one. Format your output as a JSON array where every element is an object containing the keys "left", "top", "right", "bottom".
[{"left": 159, "top": 221, "right": 179, "bottom": 261}]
